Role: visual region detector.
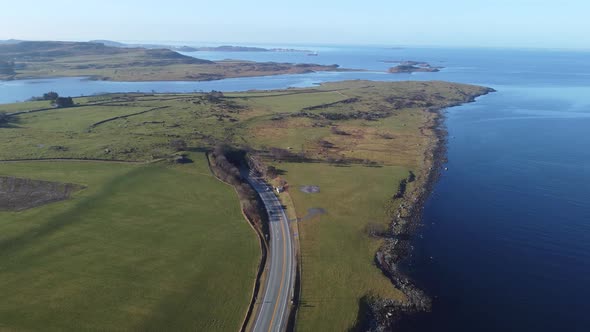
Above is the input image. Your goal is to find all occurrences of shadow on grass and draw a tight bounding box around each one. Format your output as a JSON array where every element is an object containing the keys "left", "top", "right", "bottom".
[
  {"left": 298, "top": 300, "right": 316, "bottom": 308},
  {"left": 0, "top": 114, "right": 21, "bottom": 128},
  {"left": 0, "top": 123, "right": 21, "bottom": 128},
  {"left": 271, "top": 167, "right": 287, "bottom": 176},
  {"left": 0, "top": 166, "right": 141, "bottom": 255},
  {"left": 187, "top": 147, "right": 212, "bottom": 153}
]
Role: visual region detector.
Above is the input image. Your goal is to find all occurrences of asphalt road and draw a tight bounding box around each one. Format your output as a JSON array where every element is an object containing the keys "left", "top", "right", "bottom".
[{"left": 247, "top": 171, "right": 295, "bottom": 332}]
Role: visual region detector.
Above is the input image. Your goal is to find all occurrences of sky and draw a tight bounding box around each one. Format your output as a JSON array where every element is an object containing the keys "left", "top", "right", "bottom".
[{"left": 1, "top": 0, "right": 589, "bottom": 49}]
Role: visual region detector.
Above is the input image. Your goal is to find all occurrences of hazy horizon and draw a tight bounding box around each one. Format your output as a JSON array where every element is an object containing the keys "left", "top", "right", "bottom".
[
  {"left": 4, "top": 38, "right": 590, "bottom": 52},
  {"left": 2, "top": 0, "right": 590, "bottom": 50}
]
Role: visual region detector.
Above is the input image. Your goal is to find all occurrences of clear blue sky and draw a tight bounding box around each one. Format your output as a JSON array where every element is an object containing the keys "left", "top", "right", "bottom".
[{"left": 1, "top": 0, "right": 589, "bottom": 49}]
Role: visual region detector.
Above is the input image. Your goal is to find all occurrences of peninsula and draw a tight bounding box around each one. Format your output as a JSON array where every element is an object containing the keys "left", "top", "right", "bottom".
[
  {"left": 0, "top": 80, "right": 493, "bottom": 331},
  {"left": 0, "top": 41, "right": 341, "bottom": 81}
]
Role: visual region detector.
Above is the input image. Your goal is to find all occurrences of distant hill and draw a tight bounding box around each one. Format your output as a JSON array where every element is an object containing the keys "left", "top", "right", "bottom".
[
  {"left": 0, "top": 40, "right": 343, "bottom": 81},
  {"left": 0, "top": 41, "right": 126, "bottom": 58},
  {"left": 88, "top": 40, "right": 312, "bottom": 53},
  {"left": 2, "top": 39, "right": 313, "bottom": 54},
  {"left": 89, "top": 40, "right": 191, "bottom": 51},
  {"left": 89, "top": 39, "right": 128, "bottom": 47},
  {"left": 0, "top": 41, "right": 213, "bottom": 64}
]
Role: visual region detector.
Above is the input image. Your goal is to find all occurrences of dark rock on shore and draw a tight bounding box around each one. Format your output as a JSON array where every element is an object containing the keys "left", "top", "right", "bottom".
[
  {"left": 355, "top": 86, "right": 496, "bottom": 331},
  {"left": 367, "top": 200, "right": 433, "bottom": 331}
]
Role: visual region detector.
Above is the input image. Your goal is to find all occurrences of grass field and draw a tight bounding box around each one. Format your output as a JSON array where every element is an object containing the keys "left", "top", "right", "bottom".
[
  {"left": 0, "top": 80, "right": 490, "bottom": 330},
  {"left": 0, "top": 154, "right": 259, "bottom": 331},
  {"left": 276, "top": 162, "right": 410, "bottom": 331},
  {"left": 0, "top": 81, "right": 487, "bottom": 164}
]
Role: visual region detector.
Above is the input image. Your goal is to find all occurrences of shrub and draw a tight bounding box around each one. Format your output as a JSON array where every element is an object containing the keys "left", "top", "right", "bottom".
[
  {"left": 54, "top": 97, "right": 74, "bottom": 108},
  {"left": 43, "top": 92, "right": 59, "bottom": 101},
  {"left": 209, "top": 145, "right": 267, "bottom": 233}
]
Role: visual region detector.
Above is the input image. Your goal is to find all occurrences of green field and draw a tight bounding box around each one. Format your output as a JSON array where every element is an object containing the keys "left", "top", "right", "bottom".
[
  {"left": 0, "top": 154, "right": 259, "bottom": 331},
  {"left": 0, "top": 81, "right": 490, "bottom": 330},
  {"left": 276, "top": 162, "right": 409, "bottom": 331}
]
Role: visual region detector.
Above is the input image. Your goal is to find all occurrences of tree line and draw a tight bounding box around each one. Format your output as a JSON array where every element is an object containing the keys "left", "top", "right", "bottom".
[
  {"left": 30, "top": 92, "right": 74, "bottom": 108},
  {"left": 209, "top": 145, "right": 268, "bottom": 235}
]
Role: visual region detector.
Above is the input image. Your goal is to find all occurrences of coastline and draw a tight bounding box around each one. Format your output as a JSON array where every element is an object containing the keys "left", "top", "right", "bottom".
[
  {"left": 363, "top": 88, "right": 495, "bottom": 331},
  {"left": 0, "top": 40, "right": 354, "bottom": 83},
  {"left": 0, "top": 68, "right": 363, "bottom": 84}
]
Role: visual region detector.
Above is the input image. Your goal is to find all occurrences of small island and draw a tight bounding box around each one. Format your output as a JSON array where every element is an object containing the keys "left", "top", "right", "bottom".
[
  {"left": 383, "top": 60, "right": 443, "bottom": 74},
  {"left": 0, "top": 41, "right": 339, "bottom": 81}
]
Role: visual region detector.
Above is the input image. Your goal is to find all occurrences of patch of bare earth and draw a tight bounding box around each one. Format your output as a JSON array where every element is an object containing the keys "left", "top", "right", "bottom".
[
  {"left": 299, "top": 185, "right": 320, "bottom": 194},
  {"left": 300, "top": 207, "right": 327, "bottom": 221},
  {"left": 0, "top": 176, "right": 84, "bottom": 211}
]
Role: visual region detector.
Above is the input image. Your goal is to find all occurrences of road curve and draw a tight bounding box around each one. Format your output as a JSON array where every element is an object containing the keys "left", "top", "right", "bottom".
[{"left": 247, "top": 171, "right": 295, "bottom": 332}]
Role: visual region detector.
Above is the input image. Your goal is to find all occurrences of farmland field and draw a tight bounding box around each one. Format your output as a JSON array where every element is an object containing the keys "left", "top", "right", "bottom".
[
  {"left": 0, "top": 154, "right": 259, "bottom": 331},
  {"left": 275, "top": 162, "right": 410, "bottom": 331}
]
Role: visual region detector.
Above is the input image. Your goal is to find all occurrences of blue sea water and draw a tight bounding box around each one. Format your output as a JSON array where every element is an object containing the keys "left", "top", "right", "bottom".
[
  {"left": 1, "top": 46, "right": 589, "bottom": 330},
  {"left": 399, "top": 84, "right": 590, "bottom": 332}
]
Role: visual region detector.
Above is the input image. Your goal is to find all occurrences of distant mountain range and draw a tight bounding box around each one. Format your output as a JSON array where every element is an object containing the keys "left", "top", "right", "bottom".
[
  {"left": 0, "top": 39, "right": 315, "bottom": 54},
  {"left": 88, "top": 40, "right": 313, "bottom": 53},
  {"left": 0, "top": 41, "right": 212, "bottom": 64}
]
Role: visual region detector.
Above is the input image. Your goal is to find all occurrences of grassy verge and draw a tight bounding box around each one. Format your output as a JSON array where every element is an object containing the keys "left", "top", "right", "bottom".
[
  {"left": 0, "top": 153, "right": 258, "bottom": 331},
  {"left": 206, "top": 146, "right": 270, "bottom": 331}
]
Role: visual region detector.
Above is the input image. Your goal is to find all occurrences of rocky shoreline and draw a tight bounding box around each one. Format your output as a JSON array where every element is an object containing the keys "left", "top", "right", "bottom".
[{"left": 361, "top": 88, "right": 495, "bottom": 331}]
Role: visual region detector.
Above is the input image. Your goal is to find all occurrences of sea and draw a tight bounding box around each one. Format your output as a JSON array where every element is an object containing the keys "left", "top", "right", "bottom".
[{"left": 1, "top": 45, "right": 589, "bottom": 331}]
